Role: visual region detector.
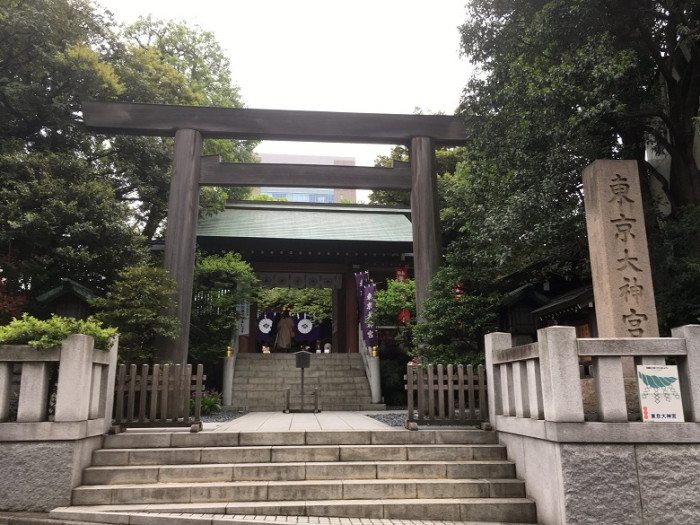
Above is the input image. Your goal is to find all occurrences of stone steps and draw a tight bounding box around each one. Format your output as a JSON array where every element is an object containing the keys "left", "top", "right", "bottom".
[
  {"left": 82, "top": 459, "right": 515, "bottom": 484},
  {"left": 54, "top": 499, "right": 537, "bottom": 523},
  {"left": 72, "top": 478, "right": 526, "bottom": 505},
  {"left": 60, "top": 430, "right": 537, "bottom": 523},
  {"left": 91, "top": 443, "right": 507, "bottom": 466},
  {"left": 230, "top": 353, "right": 382, "bottom": 411}
]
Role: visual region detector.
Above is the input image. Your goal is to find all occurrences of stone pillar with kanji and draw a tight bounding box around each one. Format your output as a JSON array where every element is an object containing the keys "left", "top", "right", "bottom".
[{"left": 583, "top": 160, "right": 659, "bottom": 341}]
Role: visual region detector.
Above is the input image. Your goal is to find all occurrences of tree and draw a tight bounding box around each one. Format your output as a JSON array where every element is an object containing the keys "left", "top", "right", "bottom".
[
  {"left": 0, "top": 152, "right": 148, "bottom": 302},
  {"left": 373, "top": 278, "right": 416, "bottom": 349},
  {"left": 91, "top": 265, "right": 180, "bottom": 363},
  {"left": 0, "top": 0, "right": 122, "bottom": 155},
  {"left": 369, "top": 146, "right": 466, "bottom": 208},
  {"left": 0, "top": 1, "right": 258, "bottom": 317},
  {"left": 412, "top": 266, "right": 499, "bottom": 366},
  {"left": 108, "top": 15, "right": 258, "bottom": 240},
  {"left": 190, "top": 252, "right": 260, "bottom": 365},
  {"left": 257, "top": 288, "right": 333, "bottom": 323},
  {"left": 449, "top": 0, "right": 700, "bottom": 334}
]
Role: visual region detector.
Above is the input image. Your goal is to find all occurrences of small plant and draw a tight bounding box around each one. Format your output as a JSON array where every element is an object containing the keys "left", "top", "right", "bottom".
[
  {"left": 0, "top": 313, "right": 116, "bottom": 350},
  {"left": 192, "top": 388, "right": 222, "bottom": 415}
]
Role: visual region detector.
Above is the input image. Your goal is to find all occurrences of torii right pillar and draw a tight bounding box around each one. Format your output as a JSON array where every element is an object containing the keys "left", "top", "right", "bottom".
[{"left": 410, "top": 136, "right": 442, "bottom": 319}]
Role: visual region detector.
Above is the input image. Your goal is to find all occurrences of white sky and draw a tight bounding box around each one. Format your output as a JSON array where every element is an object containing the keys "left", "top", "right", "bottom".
[{"left": 98, "top": 0, "right": 471, "bottom": 167}]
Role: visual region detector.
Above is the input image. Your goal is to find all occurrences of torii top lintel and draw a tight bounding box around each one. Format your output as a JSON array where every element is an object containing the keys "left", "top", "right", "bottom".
[{"left": 82, "top": 101, "right": 467, "bottom": 146}]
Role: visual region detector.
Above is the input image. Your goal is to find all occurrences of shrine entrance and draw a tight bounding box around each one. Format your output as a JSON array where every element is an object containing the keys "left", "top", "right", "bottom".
[
  {"left": 82, "top": 101, "right": 467, "bottom": 365},
  {"left": 197, "top": 200, "right": 414, "bottom": 353}
]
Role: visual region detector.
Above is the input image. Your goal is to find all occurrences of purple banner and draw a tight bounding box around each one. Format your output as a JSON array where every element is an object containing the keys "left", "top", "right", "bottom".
[
  {"left": 293, "top": 313, "right": 321, "bottom": 342},
  {"left": 256, "top": 311, "right": 278, "bottom": 341},
  {"left": 362, "top": 281, "right": 377, "bottom": 347}
]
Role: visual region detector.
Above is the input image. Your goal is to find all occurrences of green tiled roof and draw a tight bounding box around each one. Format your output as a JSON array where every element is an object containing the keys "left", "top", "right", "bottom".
[{"left": 198, "top": 202, "right": 413, "bottom": 243}]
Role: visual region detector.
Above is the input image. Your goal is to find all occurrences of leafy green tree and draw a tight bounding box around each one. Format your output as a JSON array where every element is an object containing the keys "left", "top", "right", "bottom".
[
  {"left": 373, "top": 279, "right": 416, "bottom": 349},
  {"left": 370, "top": 145, "right": 467, "bottom": 208},
  {"left": 0, "top": 152, "right": 148, "bottom": 302},
  {"left": 190, "top": 252, "right": 260, "bottom": 364},
  {"left": 370, "top": 146, "right": 410, "bottom": 207},
  {"left": 446, "top": 0, "right": 700, "bottom": 336},
  {"left": 374, "top": 279, "right": 416, "bottom": 325},
  {"left": 108, "top": 15, "right": 257, "bottom": 240},
  {"left": 0, "top": 0, "right": 122, "bottom": 155},
  {"left": 0, "top": 1, "right": 257, "bottom": 317},
  {"left": 91, "top": 265, "right": 180, "bottom": 363},
  {"left": 258, "top": 288, "right": 333, "bottom": 323},
  {"left": 412, "top": 267, "right": 499, "bottom": 366}
]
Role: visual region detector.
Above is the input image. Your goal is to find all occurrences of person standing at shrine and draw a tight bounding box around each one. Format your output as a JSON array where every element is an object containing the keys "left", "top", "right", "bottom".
[{"left": 275, "top": 310, "right": 295, "bottom": 352}]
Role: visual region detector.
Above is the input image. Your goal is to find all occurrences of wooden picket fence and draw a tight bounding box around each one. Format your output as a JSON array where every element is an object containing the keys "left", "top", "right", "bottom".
[
  {"left": 113, "top": 363, "right": 205, "bottom": 432},
  {"left": 405, "top": 363, "right": 487, "bottom": 426}
]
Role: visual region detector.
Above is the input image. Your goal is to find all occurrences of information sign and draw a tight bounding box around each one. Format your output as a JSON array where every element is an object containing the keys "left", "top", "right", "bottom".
[{"left": 637, "top": 365, "right": 684, "bottom": 422}]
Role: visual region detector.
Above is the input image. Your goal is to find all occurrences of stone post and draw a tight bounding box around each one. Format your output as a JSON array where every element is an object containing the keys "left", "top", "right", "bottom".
[
  {"left": 0, "top": 362, "right": 11, "bottom": 421},
  {"left": 484, "top": 332, "right": 513, "bottom": 428},
  {"left": 222, "top": 354, "right": 235, "bottom": 406},
  {"left": 537, "top": 326, "right": 584, "bottom": 422},
  {"left": 100, "top": 336, "right": 119, "bottom": 432},
  {"left": 16, "top": 362, "right": 50, "bottom": 422},
  {"left": 54, "top": 334, "right": 93, "bottom": 422},
  {"left": 367, "top": 356, "right": 382, "bottom": 404},
  {"left": 671, "top": 324, "right": 700, "bottom": 422},
  {"left": 512, "top": 361, "right": 531, "bottom": 418},
  {"left": 582, "top": 160, "right": 659, "bottom": 339},
  {"left": 592, "top": 356, "right": 628, "bottom": 422}
]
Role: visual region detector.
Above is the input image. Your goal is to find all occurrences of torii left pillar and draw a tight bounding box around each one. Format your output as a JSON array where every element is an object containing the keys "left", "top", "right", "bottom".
[
  {"left": 154, "top": 128, "right": 202, "bottom": 366},
  {"left": 410, "top": 136, "right": 442, "bottom": 319}
]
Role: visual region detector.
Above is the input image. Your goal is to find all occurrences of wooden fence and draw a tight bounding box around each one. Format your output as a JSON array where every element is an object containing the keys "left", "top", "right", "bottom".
[
  {"left": 113, "top": 363, "right": 205, "bottom": 432},
  {"left": 406, "top": 364, "right": 488, "bottom": 425}
]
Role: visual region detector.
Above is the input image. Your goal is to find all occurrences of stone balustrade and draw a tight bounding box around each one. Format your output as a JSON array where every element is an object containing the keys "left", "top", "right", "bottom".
[
  {"left": 486, "top": 325, "right": 700, "bottom": 431},
  {"left": 484, "top": 325, "right": 700, "bottom": 524},
  {"left": 0, "top": 333, "right": 118, "bottom": 440},
  {"left": 0, "top": 334, "right": 119, "bottom": 511}
]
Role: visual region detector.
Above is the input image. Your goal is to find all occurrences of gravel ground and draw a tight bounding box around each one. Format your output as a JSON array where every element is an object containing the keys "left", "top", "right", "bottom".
[
  {"left": 201, "top": 408, "right": 408, "bottom": 427},
  {"left": 363, "top": 412, "right": 407, "bottom": 427}
]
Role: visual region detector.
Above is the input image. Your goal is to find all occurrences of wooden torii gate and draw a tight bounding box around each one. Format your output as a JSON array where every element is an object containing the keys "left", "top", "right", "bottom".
[{"left": 83, "top": 101, "right": 467, "bottom": 365}]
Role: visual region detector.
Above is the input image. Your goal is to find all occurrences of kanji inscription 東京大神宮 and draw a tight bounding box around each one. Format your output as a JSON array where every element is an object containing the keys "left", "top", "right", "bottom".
[{"left": 583, "top": 160, "right": 659, "bottom": 338}]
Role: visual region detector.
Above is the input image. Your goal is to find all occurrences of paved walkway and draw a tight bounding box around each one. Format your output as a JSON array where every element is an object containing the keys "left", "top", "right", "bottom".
[{"left": 206, "top": 411, "right": 399, "bottom": 432}]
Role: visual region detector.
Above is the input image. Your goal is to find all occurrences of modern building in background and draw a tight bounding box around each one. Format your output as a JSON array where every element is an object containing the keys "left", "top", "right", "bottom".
[{"left": 252, "top": 153, "right": 357, "bottom": 203}]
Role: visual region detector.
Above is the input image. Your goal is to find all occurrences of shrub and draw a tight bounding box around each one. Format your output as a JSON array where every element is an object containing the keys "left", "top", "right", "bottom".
[
  {"left": 192, "top": 388, "right": 222, "bottom": 415},
  {"left": 91, "top": 265, "right": 179, "bottom": 363},
  {"left": 0, "top": 313, "right": 116, "bottom": 350}
]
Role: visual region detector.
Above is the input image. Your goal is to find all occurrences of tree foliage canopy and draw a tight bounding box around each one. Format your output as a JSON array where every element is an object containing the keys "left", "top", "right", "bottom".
[
  {"left": 441, "top": 0, "right": 700, "bottom": 333},
  {"left": 91, "top": 265, "right": 180, "bottom": 363},
  {"left": 0, "top": 0, "right": 256, "bottom": 313},
  {"left": 415, "top": 0, "right": 700, "bottom": 359}
]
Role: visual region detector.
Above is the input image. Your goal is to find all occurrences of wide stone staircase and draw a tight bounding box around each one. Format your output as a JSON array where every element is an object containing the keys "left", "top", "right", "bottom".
[
  {"left": 52, "top": 429, "right": 537, "bottom": 524},
  {"left": 230, "top": 353, "right": 385, "bottom": 411}
]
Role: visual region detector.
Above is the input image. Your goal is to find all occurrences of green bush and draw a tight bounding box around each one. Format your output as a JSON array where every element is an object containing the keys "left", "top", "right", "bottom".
[
  {"left": 192, "top": 389, "right": 222, "bottom": 415},
  {"left": 91, "top": 265, "right": 180, "bottom": 363},
  {"left": 0, "top": 313, "right": 116, "bottom": 350}
]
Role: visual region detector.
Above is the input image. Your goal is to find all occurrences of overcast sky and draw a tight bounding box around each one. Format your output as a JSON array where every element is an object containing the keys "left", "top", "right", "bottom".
[{"left": 99, "top": 0, "right": 472, "bottom": 166}]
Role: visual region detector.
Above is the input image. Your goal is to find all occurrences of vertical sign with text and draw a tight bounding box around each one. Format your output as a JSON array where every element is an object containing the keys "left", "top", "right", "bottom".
[{"left": 583, "top": 160, "right": 659, "bottom": 338}]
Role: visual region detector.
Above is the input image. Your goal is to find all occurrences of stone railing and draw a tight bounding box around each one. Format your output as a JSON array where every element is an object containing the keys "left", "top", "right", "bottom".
[
  {"left": 485, "top": 325, "right": 700, "bottom": 432},
  {"left": 0, "top": 334, "right": 119, "bottom": 511},
  {"left": 0, "top": 334, "right": 118, "bottom": 440},
  {"left": 484, "top": 325, "right": 700, "bottom": 524}
]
